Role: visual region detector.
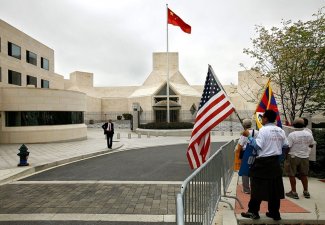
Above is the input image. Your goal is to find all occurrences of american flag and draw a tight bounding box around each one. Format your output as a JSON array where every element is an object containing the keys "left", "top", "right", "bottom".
[{"left": 187, "top": 65, "right": 235, "bottom": 169}]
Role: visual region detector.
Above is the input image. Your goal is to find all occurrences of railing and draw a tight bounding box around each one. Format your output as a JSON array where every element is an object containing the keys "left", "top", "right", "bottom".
[
  {"left": 176, "top": 140, "right": 241, "bottom": 225},
  {"left": 221, "top": 139, "right": 244, "bottom": 209}
]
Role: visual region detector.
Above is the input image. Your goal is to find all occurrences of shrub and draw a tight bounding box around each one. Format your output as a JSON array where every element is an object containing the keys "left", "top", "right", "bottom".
[
  {"left": 122, "top": 113, "right": 133, "bottom": 120},
  {"left": 309, "top": 129, "right": 325, "bottom": 179},
  {"left": 312, "top": 122, "right": 325, "bottom": 128},
  {"left": 117, "top": 115, "right": 122, "bottom": 120},
  {"left": 139, "top": 122, "right": 194, "bottom": 129},
  {"left": 89, "top": 119, "right": 94, "bottom": 124}
]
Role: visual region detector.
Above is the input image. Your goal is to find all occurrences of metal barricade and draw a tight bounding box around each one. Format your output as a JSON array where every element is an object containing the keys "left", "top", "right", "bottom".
[
  {"left": 176, "top": 140, "right": 236, "bottom": 225},
  {"left": 221, "top": 139, "right": 244, "bottom": 209}
]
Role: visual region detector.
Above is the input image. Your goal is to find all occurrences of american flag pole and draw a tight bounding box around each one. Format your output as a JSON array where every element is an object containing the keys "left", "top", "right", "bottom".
[{"left": 208, "top": 65, "right": 244, "bottom": 128}]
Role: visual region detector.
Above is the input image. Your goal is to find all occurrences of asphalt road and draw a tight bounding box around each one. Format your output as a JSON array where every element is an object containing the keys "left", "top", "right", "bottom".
[{"left": 23, "top": 142, "right": 226, "bottom": 181}]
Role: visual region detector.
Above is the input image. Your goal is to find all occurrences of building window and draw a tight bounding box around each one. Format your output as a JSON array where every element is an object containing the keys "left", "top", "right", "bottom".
[
  {"left": 8, "top": 70, "right": 21, "bottom": 86},
  {"left": 41, "top": 79, "right": 49, "bottom": 88},
  {"left": 5, "top": 111, "right": 84, "bottom": 126},
  {"left": 27, "top": 75, "right": 37, "bottom": 87},
  {"left": 26, "top": 50, "right": 37, "bottom": 66},
  {"left": 8, "top": 42, "right": 21, "bottom": 59},
  {"left": 41, "top": 57, "right": 49, "bottom": 70}
]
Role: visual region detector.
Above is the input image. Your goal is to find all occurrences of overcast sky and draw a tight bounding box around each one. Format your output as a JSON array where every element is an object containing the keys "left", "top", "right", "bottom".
[{"left": 0, "top": 0, "right": 323, "bottom": 87}]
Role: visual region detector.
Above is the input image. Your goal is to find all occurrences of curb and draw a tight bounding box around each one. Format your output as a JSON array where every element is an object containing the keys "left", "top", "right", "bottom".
[{"left": 0, "top": 144, "right": 124, "bottom": 185}]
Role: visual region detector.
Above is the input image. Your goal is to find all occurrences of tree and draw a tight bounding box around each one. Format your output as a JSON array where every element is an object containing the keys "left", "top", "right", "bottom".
[{"left": 243, "top": 8, "right": 325, "bottom": 123}]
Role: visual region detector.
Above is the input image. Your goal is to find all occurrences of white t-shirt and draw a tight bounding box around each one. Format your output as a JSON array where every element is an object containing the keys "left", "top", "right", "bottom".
[
  {"left": 304, "top": 127, "right": 312, "bottom": 134},
  {"left": 255, "top": 123, "right": 287, "bottom": 158},
  {"left": 287, "top": 129, "right": 314, "bottom": 158},
  {"left": 238, "top": 129, "right": 259, "bottom": 150}
]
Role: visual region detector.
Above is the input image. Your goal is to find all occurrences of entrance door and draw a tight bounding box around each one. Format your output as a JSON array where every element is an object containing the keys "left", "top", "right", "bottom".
[{"left": 155, "top": 110, "right": 179, "bottom": 123}]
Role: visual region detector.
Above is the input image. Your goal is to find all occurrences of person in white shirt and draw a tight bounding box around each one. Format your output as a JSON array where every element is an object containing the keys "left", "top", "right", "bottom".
[
  {"left": 241, "top": 110, "right": 288, "bottom": 221},
  {"left": 237, "top": 119, "right": 259, "bottom": 194},
  {"left": 285, "top": 118, "right": 314, "bottom": 199}
]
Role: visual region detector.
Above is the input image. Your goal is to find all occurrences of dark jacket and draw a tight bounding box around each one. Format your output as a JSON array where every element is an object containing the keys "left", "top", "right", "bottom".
[{"left": 102, "top": 122, "right": 114, "bottom": 135}]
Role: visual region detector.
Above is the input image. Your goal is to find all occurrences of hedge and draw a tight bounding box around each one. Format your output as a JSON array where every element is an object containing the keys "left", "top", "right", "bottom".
[
  {"left": 309, "top": 129, "right": 325, "bottom": 179},
  {"left": 139, "top": 122, "right": 194, "bottom": 129}
]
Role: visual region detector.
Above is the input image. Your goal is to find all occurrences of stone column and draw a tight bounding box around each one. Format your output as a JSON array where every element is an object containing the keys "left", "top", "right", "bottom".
[{"left": 132, "top": 111, "right": 139, "bottom": 131}]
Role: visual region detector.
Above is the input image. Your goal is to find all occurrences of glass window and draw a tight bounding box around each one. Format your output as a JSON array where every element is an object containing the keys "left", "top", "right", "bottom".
[
  {"left": 8, "top": 70, "right": 21, "bottom": 86},
  {"left": 27, "top": 75, "right": 37, "bottom": 87},
  {"left": 5, "top": 111, "right": 84, "bottom": 126},
  {"left": 41, "top": 57, "right": 49, "bottom": 70},
  {"left": 8, "top": 42, "right": 21, "bottom": 59},
  {"left": 41, "top": 79, "right": 49, "bottom": 88},
  {"left": 26, "top": 50, "right": 37, "bottom": 66}
]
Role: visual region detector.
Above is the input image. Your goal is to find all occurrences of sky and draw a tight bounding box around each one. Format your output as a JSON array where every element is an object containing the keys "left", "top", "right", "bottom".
[{"left": 0, "top": 0, "right": 323, "bottom": 87}]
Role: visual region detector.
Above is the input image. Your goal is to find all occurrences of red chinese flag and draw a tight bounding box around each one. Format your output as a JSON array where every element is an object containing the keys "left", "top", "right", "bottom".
[{"left": 168, "top": 8, "right": 191, "bottom": 34}]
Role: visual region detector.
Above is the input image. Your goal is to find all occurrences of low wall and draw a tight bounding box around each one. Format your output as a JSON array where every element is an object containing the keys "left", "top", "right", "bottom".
[
  {"left": 0, "top": 124, "right": 87, "bottom": 144},
  {"left": 135, "top": 128, "right": 192, "bottom": 137}
]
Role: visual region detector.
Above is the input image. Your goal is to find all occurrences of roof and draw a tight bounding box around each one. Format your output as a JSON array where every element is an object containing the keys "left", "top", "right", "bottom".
[{"left": 129, "top": 82, "right": 201, "bottom": 98}]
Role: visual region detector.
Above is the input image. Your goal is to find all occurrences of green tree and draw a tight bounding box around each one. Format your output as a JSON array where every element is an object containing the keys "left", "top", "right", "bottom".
[{"left": 243, "top": 8, "right": 325, "bottom": 122}]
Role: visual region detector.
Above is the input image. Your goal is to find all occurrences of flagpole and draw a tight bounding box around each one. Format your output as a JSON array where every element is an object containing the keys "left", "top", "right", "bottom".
[
  {"left": 166, "top": 4, "right": 170, "bottom": 123},
  {"left": 208, "top": 65, "right": 244, "bottom": 128}
]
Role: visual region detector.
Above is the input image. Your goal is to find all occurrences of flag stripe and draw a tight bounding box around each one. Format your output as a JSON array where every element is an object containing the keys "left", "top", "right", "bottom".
[
  {"left": 188, "top": 107, "right": 234, "bottom": 158},
  {"left": 190, "top": 101, "right": 233, "bottom": 145},
  {"left": 194, "top": 92, "right": 225, "bottom": 123},
  {"left": 186, "top": 65, "right": 235, "bottom": 169}
]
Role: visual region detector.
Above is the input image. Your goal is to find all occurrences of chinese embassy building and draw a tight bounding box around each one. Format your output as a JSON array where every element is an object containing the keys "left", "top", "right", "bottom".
[{"left": 0, "top": 19, "right": 293, "bottom": 144}]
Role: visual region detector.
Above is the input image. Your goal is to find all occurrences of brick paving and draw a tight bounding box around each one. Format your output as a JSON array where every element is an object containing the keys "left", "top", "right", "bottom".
[
  {"left": 0, "top": 183, "right": 178, "bottom": 215},
  {"left": 235, "top": 184, "right": 309, "bottom": 213}
]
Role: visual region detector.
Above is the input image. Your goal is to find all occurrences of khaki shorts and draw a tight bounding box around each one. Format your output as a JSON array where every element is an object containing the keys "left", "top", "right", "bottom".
[{"left": 285, "top": 156, "right": 309, "bottom": 176}]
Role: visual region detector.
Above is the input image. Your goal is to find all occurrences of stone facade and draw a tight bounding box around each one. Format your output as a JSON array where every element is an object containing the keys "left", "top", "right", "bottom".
[
  {"left": 0, "top": 19, "right": 270, "bottom": 143},
  {"left": 0, "top": 20, "right": 86, "bottom": 143},
  {"left": 4, "top": 18, "right": 320, "bottom": 144}
]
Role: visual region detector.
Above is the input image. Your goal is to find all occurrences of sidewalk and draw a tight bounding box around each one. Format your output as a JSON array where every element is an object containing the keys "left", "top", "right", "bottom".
[{"left": 217, "top": 173, "right": 325, "bottom": 225}]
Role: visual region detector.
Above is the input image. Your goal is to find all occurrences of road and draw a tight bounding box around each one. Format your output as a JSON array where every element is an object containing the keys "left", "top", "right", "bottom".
[{"left": 0, "top": 142, "right": 225, "bottom": 224}]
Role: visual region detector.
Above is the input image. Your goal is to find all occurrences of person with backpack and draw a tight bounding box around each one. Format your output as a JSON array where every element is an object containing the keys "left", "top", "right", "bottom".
[
  {"left": 241, "top": 110, "right": 288, "bottom": 221},
  {"left": 237, "top": 119, "right": 259, "bottom": 194}
]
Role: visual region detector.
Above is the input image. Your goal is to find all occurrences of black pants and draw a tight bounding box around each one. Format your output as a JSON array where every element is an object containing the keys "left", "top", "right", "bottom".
[
  {"left": 106, "top": 134, "right": 113, "bottom": 148},
  {"left": 248, "top": 197, "right": 280, "bottom": 217}
]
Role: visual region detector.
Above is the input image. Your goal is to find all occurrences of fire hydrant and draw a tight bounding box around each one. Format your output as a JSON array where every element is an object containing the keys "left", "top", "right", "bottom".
[{"left": 17, "top": 144, "right": 30, "bottom": 166}]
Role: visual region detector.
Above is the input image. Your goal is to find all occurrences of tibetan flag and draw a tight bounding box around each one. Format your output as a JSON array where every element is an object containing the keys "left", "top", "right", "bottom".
[
  {"left": 255, "top": 79, "right": 282, "bottom": 129},
  {"left": 187, "top": 65, "right": 235, "bottom": 169},
  {"left": 168, "top": 8, "right": 191, "bottom": 34}
]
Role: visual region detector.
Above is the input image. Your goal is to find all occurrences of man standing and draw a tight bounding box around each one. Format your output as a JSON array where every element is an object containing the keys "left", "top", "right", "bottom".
[
  {"left": 102, "top": 119, "right": 114, "bottom": 149},
  {"left": 285, "top": 118, "right": 314, "bottom": 199},
  {"left": 241, "top": 109, "right": 287, "bottom": 221}
]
